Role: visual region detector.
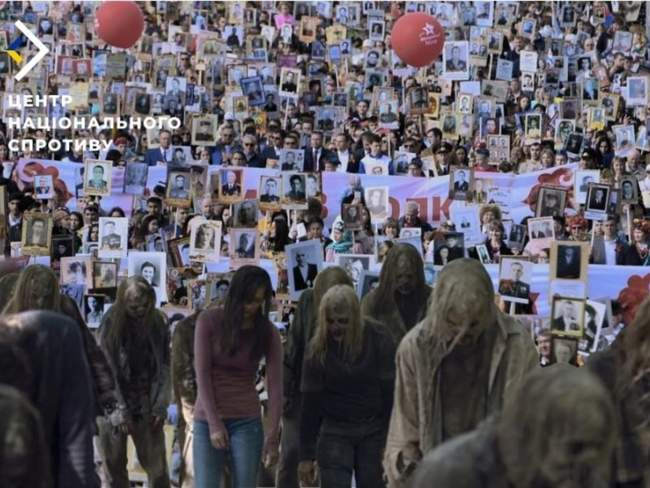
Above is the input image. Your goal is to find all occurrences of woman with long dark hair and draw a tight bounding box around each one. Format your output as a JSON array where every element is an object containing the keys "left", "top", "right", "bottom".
[
  {"left": 193, "top": 265, "right": 282, "bottom": 487},
  {"left": 298, "top": 285, "right": 395, "bottom": 487}
]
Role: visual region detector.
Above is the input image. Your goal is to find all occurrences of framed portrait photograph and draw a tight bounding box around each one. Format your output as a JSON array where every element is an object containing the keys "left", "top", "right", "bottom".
[
  {"left": 83, "top": 159, "right": 112, "bottom": 196},
  {"left": 434, "top": 232, "right": 465, "bottom": 265},
  {"left": 286, "top": 239, "right": 324, "bottom": 300},
  {"left": 189, "top": 218, "right": 222, "bottom": 263},
  {"left": 168, "top": 237, "right": 191, "bottom": 268},
  {"left": 519, "top": 18, "right": 537, "bottom": 39},
  {"left": 84, "top": 294, "right": 107, "bottom": 328},
  {"left": 524, "top": 113, "right": 542, "bottom": 142},
  {"left": 21, "top": 213, "right": 52, "bottom": 256},
  {"left": 335, "top": 254, "right": 373, "bottom": 291},
  {"left": 218, "top": 167, "right": 244, "bottom": 203},
  {"left": 124, "top": 162, "right": 149, "bottom": 195},
  {"left": 233, "top": 200, "right": 259, "bottom": 228},
  {"left": 581, "top": 300, "right": 607, "bottom": 354},
  {"left": 553, "top": 337, "right": 579, "bottom": 364},
  {"left": 98, "top": 217, "right": 128, "bottom": 259},
  {"left": 527, "top": 217, "right": 555, "bottom": 245},
  {"left": 342, "top": 203, "right": 364, "bottom": 231},
  {"left": 443, "top": 41, "right": 469, "bottom": 80},
  {"left": 60, "top": 256, "right": 92, "bottom": 288},
  {"left": 507, "top": 223, "right": 527, "bottom": 250},
  {"left": 258, "top": 175, "right": 282, "bottom": 210},
  {"left": 368, "top": 20, "right": 385, "bottom": 42},
  {"left": 551, "top": 241, "right": 589, "bottom": 282},
  {"left": 498, "top": 257, "right": 532, "bottom": 304},
  {"left": 127, "top": 251, "right": 168, "bottom": 306},
  {"left": 191, "top": 115, "right": 218, "bottom": 146},
  {"left": 585, "top": 183, "right": 611, "bottom": 219},
  {"left": 51, "top": 235, "right": 75, "bottom": 262},
  {"left": 166, "top": 170, "right": 192, "bottom": 207},
  {"left": 519, "top": 50, "right": 538, "bottom": 73},
  {"left": 33, "top": 174, "right": 54, "bottom": 200},
  {"left": 536, "top": 186, "right": 567, "bottom": 218},
  {"left": 229, "top": 228, "right": 259, "bottom": 269},
  {"left": 365, "top": 186, "right": 389, "bottom": 223},
  {"left": 449, "top": 167, "right": 473, "bottom": 201},
  {"left": 626, "top": 76, "right": 648, "bottom": 107},
  {"left": 282, "top": 172, "right": 307, "bottom": 206},
  {"left": 240, "top": 75, "right": 265, "bottom": 107},
  {"left": 92, "top": 261, "right": 118, "bottom": 290},
  {"left": 188, "top": 279, "right": 210, "bottom": 312},
  {"left": 279, "top": 149, "right": 305, "bottom": 171},
  {"left": 456, "top": 93, "right": 473, "bottom": 115},
  {"left": 550, "top": 296, "right": 586, "bottom": 338},
  {"left": 619, "top": 176, "right": 639, "bottom": 204},
  {"left": 279, "top": 67, "right": 301, "bottom": 98}
]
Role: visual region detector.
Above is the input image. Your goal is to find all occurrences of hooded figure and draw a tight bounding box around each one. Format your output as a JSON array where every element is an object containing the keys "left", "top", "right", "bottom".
[
  {"left": 0, "top": 385, "right": 51, "bottom": 488},
  {"left": 383, "top": 259, "right": 538, "bottom": 487},
  {"left": 278, "top": 267, "right": 353, "bottom": 488},
  {"left": 411, "top": 365, "right": 616, "bottom": 488},
  {"left": 361, "top": 243, "right": 431, "bottom": 346},
  {"left": 587, "top": 296, "right": 650, "bottom": 487}
]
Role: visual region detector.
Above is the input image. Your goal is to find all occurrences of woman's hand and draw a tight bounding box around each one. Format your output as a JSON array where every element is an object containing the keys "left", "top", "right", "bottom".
[
  {"left": 210, "top": 429, "right": 229, "bottom": 449},
  {"left": 298, "top": 460, "right": 318, "bottom": 486},
  {"left": 262, "top": 435, "right": 279, "bottom": 468}
]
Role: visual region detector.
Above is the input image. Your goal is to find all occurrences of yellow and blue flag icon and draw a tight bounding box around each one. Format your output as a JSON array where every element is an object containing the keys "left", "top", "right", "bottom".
[{"left": 7, "top": 33, "right": 27, "bottom": 64}]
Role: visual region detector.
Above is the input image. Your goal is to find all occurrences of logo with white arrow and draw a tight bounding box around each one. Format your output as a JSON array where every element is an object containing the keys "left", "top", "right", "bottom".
[{"left": 7, "top": 20, "right": 49, "bottom": 81}]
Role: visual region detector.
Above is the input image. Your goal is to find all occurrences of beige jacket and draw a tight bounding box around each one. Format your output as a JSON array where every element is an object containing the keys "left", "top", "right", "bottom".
[{"left": 383, "top": 312, "right": 538, "bottom": 487}]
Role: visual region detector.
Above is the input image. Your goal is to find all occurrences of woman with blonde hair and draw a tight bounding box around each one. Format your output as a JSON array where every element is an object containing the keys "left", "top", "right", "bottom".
[{"left": 298, "top": 284, "right": 395, "bottom": 488}]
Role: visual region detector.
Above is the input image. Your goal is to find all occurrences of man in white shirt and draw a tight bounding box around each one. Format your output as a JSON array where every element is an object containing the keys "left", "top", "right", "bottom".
[{"left": 361, "top": 134, "right": 394, "bottom": 174}]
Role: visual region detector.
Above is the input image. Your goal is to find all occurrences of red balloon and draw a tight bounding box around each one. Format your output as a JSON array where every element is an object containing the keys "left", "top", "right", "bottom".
[
  {"left": 391, "top": 13, "right": 444, "bottom": 68},
  {"left": 96, "top": 1, "right": 144, "bottom": 49}
]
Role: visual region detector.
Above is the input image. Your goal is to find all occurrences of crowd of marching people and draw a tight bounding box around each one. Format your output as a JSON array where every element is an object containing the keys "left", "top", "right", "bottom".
[{"left": 1, "top": 1, "right": 650, "bottom": 487}]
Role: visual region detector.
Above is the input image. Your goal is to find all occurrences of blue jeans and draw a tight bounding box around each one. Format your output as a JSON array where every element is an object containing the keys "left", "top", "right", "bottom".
[{"left": 193, "top": 418, "right": 263, "bottom": 488}]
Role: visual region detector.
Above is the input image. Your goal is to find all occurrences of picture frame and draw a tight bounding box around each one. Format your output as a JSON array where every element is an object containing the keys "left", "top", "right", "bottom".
[
  {"left": 258, "top": 175, "right": 282, "bottom": 211},
  {"left": 279, "top": 67, "right": 301, "bottom": 98},
  {"left": 189, "top": 218, "right": 222, "bottom": 263},
  {"left": 550, "top": 241, "right": 589, "bottom": 282},
  {"left": 127, "top": 251, "right": 168, "bottom": 306},
  {"left": 191, "top": 115, "right": 218, "bottom": 146},
  {"left": 619, "top": 176, "right": 639, "bottom": 204},
  {"left": 218, "top": 167, "right": 244, "bottom": 203},
  {"left": 335, "top": 253, "right": 373, "bottom": 291},
  {"left": 364, "top": 186, "right": 389, "bottom": 223},
  {"left": 527, "top": 217, "right": 555, "bottom": 246},
  {"left": 33, "top": 174, "right": 54, "bottom": 200},
  {"left": 21, "top": 213, "right": 53, "bottom": 256},
  {"left": 281, "top": 172, "right": 307, "bottom": 207},
  {"left": 585, "top": 183, "right": 611, "bottom": 220},
  {"left": 60, "top": 256, "right": 93, "bottom": 288},
  {"left": 550, "top": 296, "right": 586, "bottom": 338},
  {"left": 535, "top": 186, "right": 568, "bottom": 218},
  {"left": 342, "top": 203, "right": 364, "bottom": 230},
  {"left": 92, "top": 261, "right": 119, "bottom": 290},
  {"left": 574, "top": 169, "right": 600, "bottom": 205},
  {"left": 166, "top": 170, "right": 193, "bottom": 208},
  {"left": 498, "top": 256, "right": 533, "bottom": 304},
  {"left": 84, "top": 294, "right": 107, "bottom": 328},
  {"left": 83, "top": 159, "right": 112, "bottom": 197},
  {"left": 442, "top": 41, "right": 469, "bottom": 81},
  {"left": 285, "top": 239, "right": 324, "bottom": 301},
  {"left": 229, "top": 228, "right": 260, "bottom": 269},
  {"left": 233, "top": 200, "right": 259, "bottom": 228},
  {"left": 98, "top": 217, "right": 128, "bottom": 259},
  {"left": 449, "top": 166, "right": 474, "bottom": 201}
]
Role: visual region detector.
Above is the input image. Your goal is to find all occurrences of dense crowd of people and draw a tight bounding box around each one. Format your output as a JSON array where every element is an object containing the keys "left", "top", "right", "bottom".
[{"left": 1, "top": 1, "right": 650, "bottom": 487}]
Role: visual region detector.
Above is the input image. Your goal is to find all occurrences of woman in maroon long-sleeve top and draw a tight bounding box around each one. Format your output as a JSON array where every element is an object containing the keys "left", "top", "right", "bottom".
[{"left": 193, "top": 265, "right": 282, "bottom": 488}]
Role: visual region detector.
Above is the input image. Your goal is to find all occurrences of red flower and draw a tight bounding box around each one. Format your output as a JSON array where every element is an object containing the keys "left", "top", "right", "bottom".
[{"left": 617, "top": 273, "right": 650, "bottom": 325}]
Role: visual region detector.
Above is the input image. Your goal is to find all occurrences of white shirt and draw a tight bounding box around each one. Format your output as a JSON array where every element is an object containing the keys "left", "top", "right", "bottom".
[
  {"left": 604, "top": 238, "right": 617, "bottom": 265},
  {"left": 336, "top": 150, "right": 350, "bottom": 172}
]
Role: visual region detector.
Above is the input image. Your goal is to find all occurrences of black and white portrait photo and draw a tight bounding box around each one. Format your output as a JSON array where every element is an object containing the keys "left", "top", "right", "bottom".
[
  {"left": 92, "top": 261, "right": 118, "bottom": 290},
  {"left": 240, "top": 75, "right": 265, "bottom": 107},
  {"left": 335, "top": 254, "right": 372, "bottom": 291},
  {"left": 279, "top": 68, "right": 301, "bottom": 97},
  {"left": 552, "top": 241, "right": 587, "bottom": 281},
  {"left": 280, "top": 149, "right": 305, "bottom": 171},
  {"left": 229, "top": 228, "right": 259, "bottom": 267},
  {"left": 449, "top": 167, "right": 473, "bottom": 200},
  {"left": 620, "top": 177, "right": 639, "bottom": 204},
  {"left": 498, "top": 257, "right": 532, "bottom": 304},
  {"left": 98, "top": 217, "right": 128, "bottom": 259},
  {"left": 536, "top": 187, "right": 567, "bottom": 218},
  {"left": 259, "top": 176, "right": 282, "bottom": 206},
  {"left": 286, "top": 239, "right": 323, "bottom": 300},
  {"left": 443, "top": 41, "right": 469, "bottom": 80},
  {"left": 22, "top": 213, "right": 52, "bottom": 256},
  {"left": 551, "top": 297, "right": 585, "bottom": 338},
  {"left": 166, "top": 171, "right": 192, "bottom": 205},
  {"left": 189, "top": 218, "right": 222, "bottom": 262},
  {"left": 342, "top": 203, "right": 364, "bottom": 230},
  {"left": 127, "top": 251, "right": 168, "bottom": 306},
  {"left": 527, "top": 217, "right": 555, "bottom": 242},
  {"left": 364, "top": 186, "right": 389, "bottom": 222},
  {"left": 586, "top": 184, "right": 610, "bottom": 214},
  {"left": 84, "top": 294, "right": 106, "bottom": 328},
  {"left": 83, "top": 160, "right": 112, "bottom": 196},
  {"left": 219, "top": 168, "right": 244, "bottom": 202},
  {"left": 33, "top": 174, "right": 53, "bottom": 200},
  {"left": 124, "top": 162, "right": 148, "bottom": 194},
  {"left": 233, "top": 200, "right": 259, "bottom": 228},
  {"left": 282, "top": 172, "right": 307, "bottom": 204}
]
